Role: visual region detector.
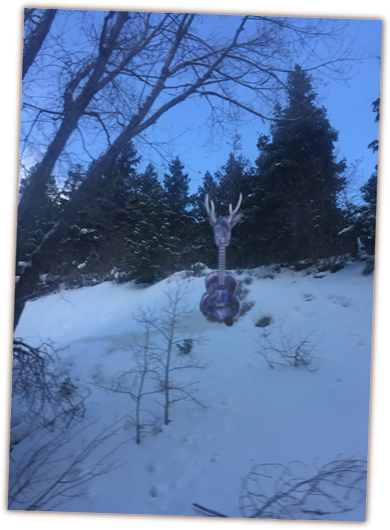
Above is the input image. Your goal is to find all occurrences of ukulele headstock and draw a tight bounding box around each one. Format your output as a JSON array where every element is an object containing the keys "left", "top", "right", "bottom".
[{"left": 205, "top": 193, "right": 243, "bottom": 247}]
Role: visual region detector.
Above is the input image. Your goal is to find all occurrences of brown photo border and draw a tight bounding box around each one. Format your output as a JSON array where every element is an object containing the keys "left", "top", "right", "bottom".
[{"left": 5, "top": 1, "right": 389, "bottom": 528}]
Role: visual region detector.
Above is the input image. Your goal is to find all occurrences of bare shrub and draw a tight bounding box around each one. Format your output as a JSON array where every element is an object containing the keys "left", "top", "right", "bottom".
[
  {"left": 239, "top": 457, "right": 367, "bottom": 519},
  {"left": 11, "top": 339, "right": 89, "bottom": 436},
  {"left": 8, "top": 418, "right": 129, "bottom": 511},
  {"left": 235, "top": 279, "right": 256, "bottom": 320},
  {"left": 236, "top": 281, "right": 250, "bottom": 300},
  {"left": 256, "top": 325, "right": 322, "bottom": 371},
  {"left": 239, "top": 300, "right": 256, "bottom": 317}
]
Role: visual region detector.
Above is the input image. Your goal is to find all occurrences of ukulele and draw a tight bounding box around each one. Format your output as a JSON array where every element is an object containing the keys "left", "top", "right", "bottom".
[{"left": 200, "top": 194, "right": 243, "bottom": 326}]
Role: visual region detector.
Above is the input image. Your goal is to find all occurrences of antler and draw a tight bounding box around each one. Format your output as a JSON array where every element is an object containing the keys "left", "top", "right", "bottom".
[
  {"left": 205, "top": 194, "right": 217, "bottom": 225},
  {"left": 228, "top": 193, "right": 242, "bottom": 221}
]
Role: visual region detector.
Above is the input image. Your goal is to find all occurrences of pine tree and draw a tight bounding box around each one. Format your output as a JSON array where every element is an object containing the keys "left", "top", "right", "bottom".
[
  {"left": 190, "top": 170, "right": 219, "bottom": 268},
  {"left": 191, "top": 170, "right": 217, "bottom": 222},
  {"left": 125, "top": 164, "right": 179, "bottom": 283},
  {"left": 60, "top": 142, "right": 141, "bottom": 284},
  {"left": 213, "top": 151, "right": 254, "bottom": 268},
  {"left": 360, "top": 97, "right": 379, "bottom": 255},
  {"left": 163, "top": 157, "right": 191, "bottom": 214},
  {"left": 61, "top": 164, "right": 86, "bottom": 202},
  {"left": 358, "top": 173, "right": 377, "bottom": 255},
  {"left": 163, "top": 157, "right": 195, "bottom": 270},
  {"left": 249, "top": 65, "right": 347, "bottom": 264},
  {"left": 343, "top": 98, "right": 380, "bottom": 255}
]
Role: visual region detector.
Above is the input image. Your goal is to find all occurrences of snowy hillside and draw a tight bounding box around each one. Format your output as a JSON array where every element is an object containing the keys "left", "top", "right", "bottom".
[{"left": 10, "top": 259, "right": 373, "bottom": 520}]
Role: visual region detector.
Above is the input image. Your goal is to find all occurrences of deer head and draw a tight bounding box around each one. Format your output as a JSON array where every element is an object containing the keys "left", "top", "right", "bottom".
[{"left": 205, "top": 193, "right": 243, "bottom": 247}]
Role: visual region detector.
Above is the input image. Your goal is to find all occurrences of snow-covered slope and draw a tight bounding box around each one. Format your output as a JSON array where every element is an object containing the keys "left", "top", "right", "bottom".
[{"left": 11, "top": 260, "right": 374, "bottom": 520}]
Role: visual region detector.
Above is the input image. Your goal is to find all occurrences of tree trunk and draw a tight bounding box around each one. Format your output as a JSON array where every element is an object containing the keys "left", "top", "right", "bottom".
[
  {"left": 17, "top": 11, "right": 129, "bottom": 243},
  {"left": 22, "top": 9, "right": 57, "bottom": 80}
]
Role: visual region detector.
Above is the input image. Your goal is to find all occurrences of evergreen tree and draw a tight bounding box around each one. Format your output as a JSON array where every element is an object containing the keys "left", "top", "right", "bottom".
[
  {"left": 125, "top": 164, "right": 179, "bottom": 283},
  {"left": 249, "top": 65, "right": 347, "bottom": 264},
  {"left": 61, "top": 164, "right": 86, "bottom": 202},
  {"left": 358, "top": 173, "right": 377, "bottom": 255},
  {"left": 16, "top": 165, "right": 61, "bottom": 295},
  {"left": 17, "top": 165, "right": 61, "bottom": 267},
  {"left": 163, "top": 157, "right": 191, "bottom": 214},
  {"left": 342, "top": 98, "right": 379, "bottom": 256},
  {"left": 61, "top": 142, "right": 141, "bottom": 283},
  {"left": 163, "top": 157, "right": 195, "bottom": 270},
  {"left": 190, "top": 170, "right": 219, "bottom": 268},
  {"left": 360, "top": 97, "right": 379, "bottom": 255},
  {"left": 213, "top": 152, "right": 254, "bottom": 268},
  {"left": 191, "top": 170, "right": 217, "bottom": 222}
]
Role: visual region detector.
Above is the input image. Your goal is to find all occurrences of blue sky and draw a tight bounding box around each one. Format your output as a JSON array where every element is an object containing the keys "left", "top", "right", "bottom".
[{"left": 20, "top": 11, "right": 382, "bottom": 200}]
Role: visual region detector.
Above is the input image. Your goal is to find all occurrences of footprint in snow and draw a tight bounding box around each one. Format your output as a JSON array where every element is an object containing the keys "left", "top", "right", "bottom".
[
  {"left": 303, "top": 292, "right": 316, "bottom": 302},
  {"left": 149, "top": 484, "right": 163, "bottom": 498}
]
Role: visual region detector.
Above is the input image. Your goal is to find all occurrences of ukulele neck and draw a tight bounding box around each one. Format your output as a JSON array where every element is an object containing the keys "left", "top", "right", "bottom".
[{"left": 218, "top": 246, "right": 226, "bottom": 287}]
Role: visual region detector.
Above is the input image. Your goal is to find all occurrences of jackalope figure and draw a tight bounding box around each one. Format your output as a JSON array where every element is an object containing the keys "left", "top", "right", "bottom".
[{"left": 200, "top": 193, "right": 243, "bottom": 327}]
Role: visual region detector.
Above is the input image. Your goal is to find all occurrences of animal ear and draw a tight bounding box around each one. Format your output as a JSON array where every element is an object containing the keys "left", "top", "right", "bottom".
[{"left": 228, "top": 213, "right": 243, "bottom": 227}]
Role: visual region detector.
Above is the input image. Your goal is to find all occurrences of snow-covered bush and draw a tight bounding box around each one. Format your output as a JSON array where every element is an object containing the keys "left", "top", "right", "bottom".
[{"left": 190, "top": 262, "right": 208, "bottom": 277}]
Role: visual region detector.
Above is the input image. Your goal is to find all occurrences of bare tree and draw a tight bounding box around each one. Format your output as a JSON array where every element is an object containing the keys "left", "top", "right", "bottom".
[
  {"left": 15, "top": 11, "right": 362, "bottom": 328},
  {"left": 92, "top": 287, "right": 207, "bottom": 438},
  {"left": 93, "top": 320, "right": 160, "bottom": 444},
  {"left": 22, "top": 9, "right": 57, "bottom": 80},
  {"left": 140, "top": 283, "right": 208, "bottom": 425}
]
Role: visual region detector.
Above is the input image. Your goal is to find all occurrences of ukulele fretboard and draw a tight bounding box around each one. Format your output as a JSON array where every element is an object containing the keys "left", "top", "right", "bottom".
[{"left": 218, "top": 246, "right": 226, "bottom": 286}]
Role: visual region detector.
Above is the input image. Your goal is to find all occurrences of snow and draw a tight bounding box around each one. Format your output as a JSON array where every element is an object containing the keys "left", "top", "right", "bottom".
[
  {"left": 338, "top": 226, "right": 354, "bottom": 236},
  {"left": 10, "top": 260, "right": 373, "bottom": 520}
]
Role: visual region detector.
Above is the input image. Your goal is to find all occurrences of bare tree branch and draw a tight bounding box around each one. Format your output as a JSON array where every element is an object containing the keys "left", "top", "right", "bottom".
[{"left": 23, "top": 9, "right": 57, "bottom": 80}]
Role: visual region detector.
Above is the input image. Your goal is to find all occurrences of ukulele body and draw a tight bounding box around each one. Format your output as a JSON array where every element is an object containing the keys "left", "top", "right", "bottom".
[{"left": 200, "top": 271, "right": 240, "bottom": 322}]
